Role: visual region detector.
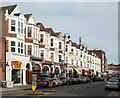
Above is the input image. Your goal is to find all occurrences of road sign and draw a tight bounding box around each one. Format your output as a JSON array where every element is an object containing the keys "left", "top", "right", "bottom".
[{"left": 32, "top": 81, "right": 37, "bottom": 93}]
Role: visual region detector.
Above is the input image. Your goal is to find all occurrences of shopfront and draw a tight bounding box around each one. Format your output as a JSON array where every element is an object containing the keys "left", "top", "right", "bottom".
[{"left": 11, "top": 61, "right": 23, "bottom": 85}]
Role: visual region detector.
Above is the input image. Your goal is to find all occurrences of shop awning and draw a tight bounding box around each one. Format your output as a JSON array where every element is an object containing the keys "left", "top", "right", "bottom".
[
  {"left": 82, "top": 69, "right": 91, "bottom": 76},
  {"left": 74, "top": 67, "right": 82, "bottom": 74}
]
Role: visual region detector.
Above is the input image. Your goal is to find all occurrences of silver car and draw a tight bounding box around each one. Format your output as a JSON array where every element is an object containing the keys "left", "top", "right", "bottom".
[{"left": 105, "top": 79, "right": 120, "bottom": 90}]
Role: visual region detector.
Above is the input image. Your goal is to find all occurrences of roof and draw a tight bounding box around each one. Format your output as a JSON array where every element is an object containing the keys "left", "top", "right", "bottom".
[
  {"left": 24, "top": 14, "right": 32, "bottom": 21},
  {"left": 0, "top": 4, "right": 17, "bottom": 14},
  {"left": 46, "top": 28, "right": 58, "bottom": 37},
  {"left": 37, "top": 22, "right": 49, "bottom": 32}
]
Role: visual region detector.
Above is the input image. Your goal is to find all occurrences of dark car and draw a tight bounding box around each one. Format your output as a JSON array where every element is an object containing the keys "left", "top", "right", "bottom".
[
  {"left": 105, "top": 79, "right": 120, "bottom": 90},
  {"left": 86, "top": 77, "right": 91, "bottom": 83},
  {"left": 65, "top": 77, "right": 72, "bottom": 85},
  {"left": 36, "top": 77, "right": 50, "bottom": 88},
  {"left": 76, "top": 78, "right": 81, "bottom": 84},
  {"left": 93, "top": 77, "right": 99, "bottom": 82},
  {"left": 71, "top": 78, "right": 78, "bottom": 84},
  {"left": 36, "top": 77, "right": 55, "bottom": 88},
  {"left": 60, "top": 77, "right": 67, "bottom": 85}
]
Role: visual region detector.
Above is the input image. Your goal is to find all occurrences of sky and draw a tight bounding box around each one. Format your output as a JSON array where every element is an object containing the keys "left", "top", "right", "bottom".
[{"left": 1, "top": 1, "right": 118, "bottom": 64}]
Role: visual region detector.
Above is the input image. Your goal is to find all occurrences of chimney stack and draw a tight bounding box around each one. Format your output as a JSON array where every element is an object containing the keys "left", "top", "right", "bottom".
[{"left": 79, "top": 36, "right": 81, "bottom": 45}]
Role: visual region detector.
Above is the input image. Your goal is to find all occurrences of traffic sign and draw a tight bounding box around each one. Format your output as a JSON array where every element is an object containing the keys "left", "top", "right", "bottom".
[{"left": 32, "top": 81, "right": 37, "bottom": 93}]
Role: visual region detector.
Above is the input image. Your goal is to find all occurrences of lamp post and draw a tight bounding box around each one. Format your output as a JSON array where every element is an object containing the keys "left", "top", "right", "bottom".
[
  {"left": 5, "top": 40, "right": 7, "bottom": 81},
  {"left": 63, "top": 33, "right": 70, "bottom": 77}
]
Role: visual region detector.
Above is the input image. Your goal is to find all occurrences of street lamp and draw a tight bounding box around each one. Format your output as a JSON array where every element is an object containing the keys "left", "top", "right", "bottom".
[{"left": 63, "top": 33, "right": 70, "bottom": 77}]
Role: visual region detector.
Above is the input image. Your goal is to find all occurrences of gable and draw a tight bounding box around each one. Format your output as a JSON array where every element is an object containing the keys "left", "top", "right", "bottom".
[
  {"left": 27, "top": 15, "right": 36, "bottom": 25},
  {"left": 10, "top": 5, "right": 20, "bottom": 15}
]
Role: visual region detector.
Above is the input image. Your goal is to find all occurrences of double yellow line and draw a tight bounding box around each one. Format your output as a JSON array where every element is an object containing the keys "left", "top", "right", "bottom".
[{"left": 107, "top": 91, "right": 116, "bottom": 96}]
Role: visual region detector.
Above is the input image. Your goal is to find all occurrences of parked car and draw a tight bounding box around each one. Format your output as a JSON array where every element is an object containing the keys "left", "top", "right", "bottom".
[
  {"left": 71, "top": 78, "right": 78, "bottom": 84},
  {"left": 60, "top": 77, "right": 67, "bottom": 85},
  {"left": 86, "top": 77, "right": 91, "bottom": 83},
  {"left": 80, "top": 77, "right": 87, "bottom": 83},
  {"left": 76, "top": 78, "right": 83, "bottom": 84},
  {"left": 65, "top": 77, "right": 73, "bottom": 85},
  {"left": 105, "top": 79, "right": 120, "bottom": 90},
  {"left": 99, "top": 77, "right": 104, "bottom": 81},
  {"left": 36, "top": 77, "right": 51, "bottom": 88},
  {"left": 52, "top": 78, "right": 62, "bottom": 86},
  {"left": 93, "top": 77, "right": 99, "bottom": 82}
]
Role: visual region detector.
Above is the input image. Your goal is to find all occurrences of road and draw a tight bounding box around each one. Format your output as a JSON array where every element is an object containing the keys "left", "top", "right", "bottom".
[{"left": 2, "top": 81, "right": 120, "bottom": 97}]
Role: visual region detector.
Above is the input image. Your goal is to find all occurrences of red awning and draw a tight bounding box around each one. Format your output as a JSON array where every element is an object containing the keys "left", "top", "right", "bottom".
[{"left": 82, "top": 69, "right": 91, "bottom": 76}]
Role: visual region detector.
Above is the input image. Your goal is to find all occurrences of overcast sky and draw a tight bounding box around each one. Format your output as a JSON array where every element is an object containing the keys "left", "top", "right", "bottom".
[{"left": 1, "top": 2, "right": 118, "bottom": 64}]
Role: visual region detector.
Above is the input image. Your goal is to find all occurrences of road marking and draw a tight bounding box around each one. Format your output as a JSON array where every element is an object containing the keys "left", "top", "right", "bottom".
[{"left": 107, "top": 91, "right": 116, "bottom": 96}]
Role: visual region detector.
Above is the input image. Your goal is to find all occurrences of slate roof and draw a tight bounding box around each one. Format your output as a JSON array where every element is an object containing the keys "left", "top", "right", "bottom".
[{"left": 0, "top": 4, "right": 17, "bottom": 14}]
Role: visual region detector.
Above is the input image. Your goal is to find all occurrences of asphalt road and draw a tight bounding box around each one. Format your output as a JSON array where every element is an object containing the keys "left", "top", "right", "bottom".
[{"left": 2, "top": 81, "right": 120, "bottom": 97}]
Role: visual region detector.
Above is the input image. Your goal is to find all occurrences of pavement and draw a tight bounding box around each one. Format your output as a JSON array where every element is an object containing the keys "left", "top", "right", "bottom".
[{"left": 0, "top": 84, "right": 31, "bottom": 93}]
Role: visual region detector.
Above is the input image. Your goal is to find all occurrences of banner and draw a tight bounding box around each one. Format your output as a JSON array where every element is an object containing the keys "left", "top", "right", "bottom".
[{"left": 60, "top": 60, "right": 64, "bottom": 70}]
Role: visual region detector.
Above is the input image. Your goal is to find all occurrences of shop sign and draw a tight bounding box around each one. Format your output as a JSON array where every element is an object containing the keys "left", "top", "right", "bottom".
[
  {"left": 60, "top": 60, "right": 64, "bottom": 70},
  {"left": 33, "top": 62, "right": 36, "bottom": 67},
  {"left": 14, "top": 62, "right": 21, "bottom": 69},
  {"left": 11, "top": 61, "right": 21, "bottom": 69}
]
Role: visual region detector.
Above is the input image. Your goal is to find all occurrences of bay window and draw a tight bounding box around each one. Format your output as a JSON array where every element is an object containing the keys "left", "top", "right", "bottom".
[
  {"left": 28, "top": 27, "right": 32, "bottom": 37},
  {"left": 21, "top": 22, "right": 23, "bottom": 34},
  {"left": 11, "top": 20, "right": 15, "bottom": 32},
  {"left": 18, "top": 21, "right": 20, "bottom": 33},
  {"left": 11, "top": 41, "right": 16, "bottom": 52},
  {"left": 28, "top": 45, "right": 32, "bottom": 55}
]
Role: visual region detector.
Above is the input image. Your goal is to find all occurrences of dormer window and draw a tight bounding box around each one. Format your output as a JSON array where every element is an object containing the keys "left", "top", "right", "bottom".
[{"left": 11, "top": 20, "right": 15, "bottom": 32}]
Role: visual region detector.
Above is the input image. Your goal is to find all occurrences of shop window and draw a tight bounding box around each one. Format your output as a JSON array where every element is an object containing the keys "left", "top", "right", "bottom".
[
  {"left": 28, "top": 27, "right": 32, "bottom": 37},
  {"left": 12, "top": 69, "right": 20, "bottom": 84},
  {"left": 18, "top": 21, "right": 20, "bottom": 33},
  {"left": 51, "top": 39, "right": 53, "bottom": 47},
  {"left": 59, "top": 42, "right": 62, "bottom": 49},
  {"left": 40, "top": 34, "right": 44, "bottom": 43},
  {"left": 40, "top": 50, "right": 44, "bottom": 59},
  {"left": 11, "top": 20, "right": 15, "bottom": 32},
  {"left": 11, "top": 41, "right": 15, "bottom": 52},
  {"left": 28, "top": 45, "right": 32, "bottom": 55}
]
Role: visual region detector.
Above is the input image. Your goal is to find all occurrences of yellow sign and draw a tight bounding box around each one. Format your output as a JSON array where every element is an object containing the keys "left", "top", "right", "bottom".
[
  {"left": 49, "top": 81, "right": 53, "bottom": 87},
  {"left": 14, "top": 62, "right": 21, "bottom": 69},
  {"left": 11, "top": 61, "right": 17, "bottom": 66},
  {"left": 32, "top": 81, "right": 37, "bottom": 93},
  {"left": 11, "top": 61, "right": 21, "bottom": 69}
]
